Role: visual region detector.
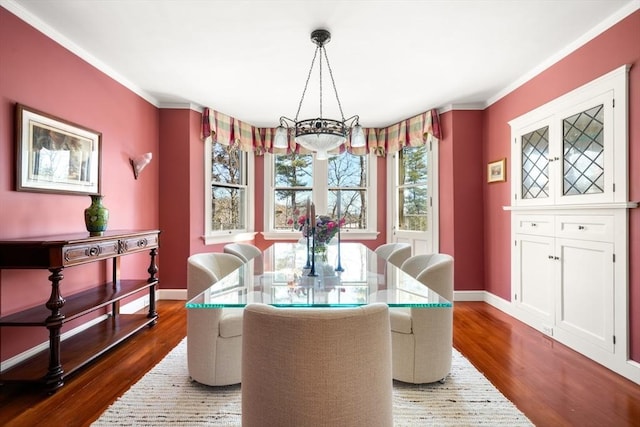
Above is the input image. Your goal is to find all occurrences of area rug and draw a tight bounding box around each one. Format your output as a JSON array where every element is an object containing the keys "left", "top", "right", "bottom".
[{"left": 93, "top": 339, "right": 532, "bottom": 426}]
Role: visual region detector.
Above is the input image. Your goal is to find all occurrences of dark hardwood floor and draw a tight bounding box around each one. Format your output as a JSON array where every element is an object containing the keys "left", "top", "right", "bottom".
[{"left": 1, "top": 300, "right": 639, "bottom": 426}]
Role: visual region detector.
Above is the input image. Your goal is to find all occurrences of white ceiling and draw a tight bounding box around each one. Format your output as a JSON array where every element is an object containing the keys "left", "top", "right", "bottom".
[{"left": 3, "top": 0, "right": 638, "bottom": 127}]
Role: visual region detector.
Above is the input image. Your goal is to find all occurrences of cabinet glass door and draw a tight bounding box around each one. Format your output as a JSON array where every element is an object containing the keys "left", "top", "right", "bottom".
[
  {"left": 562, "top": 104, "right": 604, "bottom": 196},
  {"left": 521, "top": 125, "right": 550, "bottom": 200}
]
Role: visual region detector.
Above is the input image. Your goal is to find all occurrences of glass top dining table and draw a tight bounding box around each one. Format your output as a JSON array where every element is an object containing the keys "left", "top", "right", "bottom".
[{"left": 186, "top": 242, "right": 451, "bottom": 309}]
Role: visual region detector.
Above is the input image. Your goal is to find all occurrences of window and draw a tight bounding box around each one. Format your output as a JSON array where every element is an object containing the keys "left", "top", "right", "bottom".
[
  {"left": 388, "top": 141, "right": 439, "bottom": 254},
  {"left": 397, "top": 145, "right": 428, "bottom": 231},
  {"left": 264, "top": 151, "right": 378, "bottom": 240},
  {"left": 204, "top": 141, "right": 255, "bottom": 244}
]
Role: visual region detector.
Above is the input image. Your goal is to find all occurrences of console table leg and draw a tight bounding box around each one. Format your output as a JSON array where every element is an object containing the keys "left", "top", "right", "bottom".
[
  {"left": 147, "top": 248, "right": 158, "bottom": 323},
  {"left": 44, "top": 268, "right": 66, "bottom": 393}
]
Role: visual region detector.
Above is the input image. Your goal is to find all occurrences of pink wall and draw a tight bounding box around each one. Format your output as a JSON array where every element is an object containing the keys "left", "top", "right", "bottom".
[
  {"left": 438, "top": 110, "right": 485, "bottom": 290},
  {"left": 0, "top": 9, "right": 160, "bottom": 360},
  {"left": 483, "top": 11, "right": 640, "bottom": 359}
]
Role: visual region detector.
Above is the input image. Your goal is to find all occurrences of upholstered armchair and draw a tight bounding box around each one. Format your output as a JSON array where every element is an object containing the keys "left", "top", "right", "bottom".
[
  {"left": 242, "top": 303, "right": 394, "bottom": 427},
  {"left": 187, "top": 252, "right": 245, "bottom": 386},
  {"left": 391, "top": 253, "right": 454, "bottom": 384},
  {"left": 375, "top": 242, "right": 412, "bottom": 268},
  {"left": 223, "top": 242, "right": 261, "bottom": 263}
]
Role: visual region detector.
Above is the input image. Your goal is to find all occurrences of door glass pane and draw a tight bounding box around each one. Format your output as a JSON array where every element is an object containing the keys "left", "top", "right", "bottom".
[
  {"left": 563, "top": 104, "right": 604, "bottom": 195},
  {"left": 398, "top": 146, "right": 428, "bottom": 231},
  {"left": 521, "top": 126, "right": 549, "bottom": 199}
]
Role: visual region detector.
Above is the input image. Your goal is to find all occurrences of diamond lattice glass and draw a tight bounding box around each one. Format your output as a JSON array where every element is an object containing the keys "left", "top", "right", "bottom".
[
  {"left": 521, "top": 126, "right": 549, "bottom": 199},
  {"left": 563, "top": 105, "right": 604, "bottom": 196}
]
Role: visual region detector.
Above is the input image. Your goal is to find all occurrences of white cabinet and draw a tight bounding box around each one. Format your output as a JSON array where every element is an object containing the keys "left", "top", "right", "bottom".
[
  {"left": 554, "top": 237, "right": 614, "bottom": 353},
  {"left": 512, "top": 213, "right": 615, "bottom": 355}
]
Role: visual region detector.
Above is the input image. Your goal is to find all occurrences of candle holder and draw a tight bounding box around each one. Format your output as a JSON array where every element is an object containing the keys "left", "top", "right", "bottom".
[
  {"left": 308, "top": 227, "right": 318, "bottom": 276},
  {"left": 335, "top": 223, "right": 344, "bottom": 272},
  {"left": 304, "top": 217, "right": 311, "bottom": 269}
]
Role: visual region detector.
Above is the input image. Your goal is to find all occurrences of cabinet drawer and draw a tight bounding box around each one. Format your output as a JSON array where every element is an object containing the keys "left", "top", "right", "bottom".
[
  {"left": 120, "top": 233, "right": 159, "bottom": 254},
  {"left": 514, "top": 215, "right": 554, "bottom": 236},
  {"left": 63, "top": 240, "right": 120, "bottom": 266},
  {"left": 555, "top": 215, "right": 613, "bottom": 242}
]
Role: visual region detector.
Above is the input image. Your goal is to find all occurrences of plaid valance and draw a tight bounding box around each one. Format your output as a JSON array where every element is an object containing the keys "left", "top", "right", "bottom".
[
  {"left": 201, "top": 108, "right": 263, "bottom": 153},
  {"left": 374, "top": 109, "right": 441, "bottom": 156},
  {"left": 201, "top": 107, "right": 441, "bottom": 157}
]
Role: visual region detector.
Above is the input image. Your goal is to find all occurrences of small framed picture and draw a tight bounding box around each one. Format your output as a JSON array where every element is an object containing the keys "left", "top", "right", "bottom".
[
  {"left": 15, "top": 104, "right": 101, "bottom": 195},
  {"left": 487, "top": 158, "right": 506, "bottom": 183}
]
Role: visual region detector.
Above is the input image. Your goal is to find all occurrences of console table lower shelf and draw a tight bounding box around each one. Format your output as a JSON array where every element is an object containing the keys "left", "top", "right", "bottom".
[
  {"left": 0, "top": 229, "right": 160, "bottom": 394},
  {"left": 0, "top": 311, "right": 156, "bottom": 383}
]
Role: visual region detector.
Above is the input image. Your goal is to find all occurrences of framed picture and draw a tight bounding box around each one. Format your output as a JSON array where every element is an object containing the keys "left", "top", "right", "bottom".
[
  {"left": 487, "top": 158, "right": 506, "bottom": 183},
  {"left": 16, "top": 104, "right": 101, "bottom": 195}
]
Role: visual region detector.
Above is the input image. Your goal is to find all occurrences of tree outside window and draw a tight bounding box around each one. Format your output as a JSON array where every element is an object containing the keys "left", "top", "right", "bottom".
[
  {"left": 398, "top": 145, "right": 428, "bottom": 231},
  {"left": 272, "top": 151, "right": 370, "bottom": 231},
  {"left": 211, "top": 142, "right": 246, "bottom": 231}
]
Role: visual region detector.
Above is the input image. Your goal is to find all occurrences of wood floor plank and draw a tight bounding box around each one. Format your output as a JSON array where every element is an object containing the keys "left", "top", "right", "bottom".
[{"left": 1, "top": 300, "right": 639, "bottom": 426}]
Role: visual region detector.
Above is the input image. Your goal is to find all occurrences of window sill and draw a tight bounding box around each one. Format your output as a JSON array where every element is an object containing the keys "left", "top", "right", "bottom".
[
  {"left": 261, "top": 230, "right": 380, "bottom": 241},
  {"left": 203, "top": 231, "right": 258, "bottom": 245}
]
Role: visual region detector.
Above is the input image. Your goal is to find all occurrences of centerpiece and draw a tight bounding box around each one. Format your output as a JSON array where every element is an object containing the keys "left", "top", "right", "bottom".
[{"left": 295, "top": 214, "right": 344, "bottom": 262}]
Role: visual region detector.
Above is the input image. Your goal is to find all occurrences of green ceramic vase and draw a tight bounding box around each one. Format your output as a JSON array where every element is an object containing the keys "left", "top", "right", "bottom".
[{"left": 84, "top": 194, "right": 109, "bottom": 236}]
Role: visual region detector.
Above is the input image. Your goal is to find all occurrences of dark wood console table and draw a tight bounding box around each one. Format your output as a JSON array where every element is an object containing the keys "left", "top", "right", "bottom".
[{"left": 0, "top": 229, "right": 160, "bottom": 393}]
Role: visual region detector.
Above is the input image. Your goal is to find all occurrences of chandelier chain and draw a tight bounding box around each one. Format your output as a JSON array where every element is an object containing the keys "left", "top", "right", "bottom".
[
  {"left": 319, "top": 46, "right": 323, "bottom": 118},
  {"left": 322, "top": 46, "right": 346, "bottom": 121},
  {"left": 294, "top": 46, "right": 320, "bottom": 122}
]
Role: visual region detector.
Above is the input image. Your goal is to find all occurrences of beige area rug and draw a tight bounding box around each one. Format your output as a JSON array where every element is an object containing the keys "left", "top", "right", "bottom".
[{"left": 93, "top": 339, "right": 533, "bottom": 426}]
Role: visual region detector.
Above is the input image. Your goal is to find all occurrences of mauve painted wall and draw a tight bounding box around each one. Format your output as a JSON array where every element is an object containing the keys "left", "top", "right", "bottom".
[
  {"left": 0, "top": 9, "right": 159, "bottom": 360},
  {"left": 438, "top": 110, "right": 485, "bottom": 291},
  {"left": 483, "top": 11, "right": 640, "bottom": 360}
]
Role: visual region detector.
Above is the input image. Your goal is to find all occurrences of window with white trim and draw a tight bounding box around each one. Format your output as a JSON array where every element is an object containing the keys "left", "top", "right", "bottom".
[
  {"left": 388, "top": 141, "right": 439, "bottom": 254},
  {"left": 263, "top": 151, "right": 378, "bottom": 240},
  {"left": 204, "top": 140, "right": 255, "bottom": 244}
]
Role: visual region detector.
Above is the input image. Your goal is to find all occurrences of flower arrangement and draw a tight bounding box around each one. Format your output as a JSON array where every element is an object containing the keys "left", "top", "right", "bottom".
[{"left": 293, "top": 214, "right": 344, "bottom": 246}]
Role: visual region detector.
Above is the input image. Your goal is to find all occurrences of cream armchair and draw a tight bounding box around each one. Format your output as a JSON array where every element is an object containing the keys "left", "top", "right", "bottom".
[
  {"left": 375, "top": 242, "right": 412, "bottom": 268},
  {"left": 242, "top": 303, "right": 394, "bottom": 427},
  {"left": 187, "top": 252, "right": 245, "bottom": 386},
  {"left": 391, "top": 253, "right": 454, "bottom": 384},
  {"left": 223, "top": 242, "right": 261, "bottom": 263}
]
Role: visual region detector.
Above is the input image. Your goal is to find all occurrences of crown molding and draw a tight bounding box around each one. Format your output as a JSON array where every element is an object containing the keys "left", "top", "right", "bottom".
[
  {"left": 486, "top": 0, "right": 640, "bottom": 107},
  {"left": 1, "top": 0, "right": 160, "bottom": 107},
  {"left": 158, "top": 102, "right": 204, "bottom": 112}
]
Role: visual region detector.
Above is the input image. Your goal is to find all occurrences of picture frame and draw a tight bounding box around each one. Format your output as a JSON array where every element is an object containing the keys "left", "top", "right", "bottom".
[
  {"left": 16, "top": 104, "right": 101, "bottom": 195},
  {"left": 487, "top": 158, "right": 506, "bottom": 183}
]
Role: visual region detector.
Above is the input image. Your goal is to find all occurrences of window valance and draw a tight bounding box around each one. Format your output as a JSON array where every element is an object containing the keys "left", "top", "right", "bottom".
[
  {"left": 374, "top": 109, "right": 441, "bottom": 156},
  {"left": 201, "top": 108, "right": 262, "bottom": 153},
  {"left": 201, "top": 107, "right": 441, "bottom": 157}
]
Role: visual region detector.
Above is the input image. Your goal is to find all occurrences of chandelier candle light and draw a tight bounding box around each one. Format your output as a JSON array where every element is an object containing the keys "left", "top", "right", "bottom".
[{"left": 273, "top": 29, "right": 366, "bottom": 160}]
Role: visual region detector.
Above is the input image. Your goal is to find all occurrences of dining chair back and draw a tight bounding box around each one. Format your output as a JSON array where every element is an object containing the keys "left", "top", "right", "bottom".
[
  {"left": 242, "top": 303, "right": 394, "bottom": 427},
  {"left": 375, "top": 242, "right": 412, "bottom": 268},
  {"left": 223, "top": 242, "right": 262, "bottom": 263}
]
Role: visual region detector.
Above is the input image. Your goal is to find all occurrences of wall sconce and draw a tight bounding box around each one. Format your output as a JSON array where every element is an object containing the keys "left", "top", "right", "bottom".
[{"left": 129, "top": 152, "right": 152, "bottom": 179}]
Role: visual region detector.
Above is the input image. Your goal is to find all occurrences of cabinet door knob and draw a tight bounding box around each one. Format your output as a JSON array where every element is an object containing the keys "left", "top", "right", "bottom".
[
  {"left": 548, "top": 255, "right": 554, "bottom": 259},
  {"left": 554, "top": 256, "right": 560, "bottom": 260},
  {"left": 531, "top": 223, "right": 537, "bottom": 227},
  {"left": 578, "top": 225, "right": 585, "bottom": 230}
]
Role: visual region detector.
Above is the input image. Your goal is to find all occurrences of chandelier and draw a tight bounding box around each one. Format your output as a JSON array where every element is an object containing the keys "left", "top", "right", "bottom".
[{"left": 273, "top": 29, "right": 365, "bottom": 160}]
